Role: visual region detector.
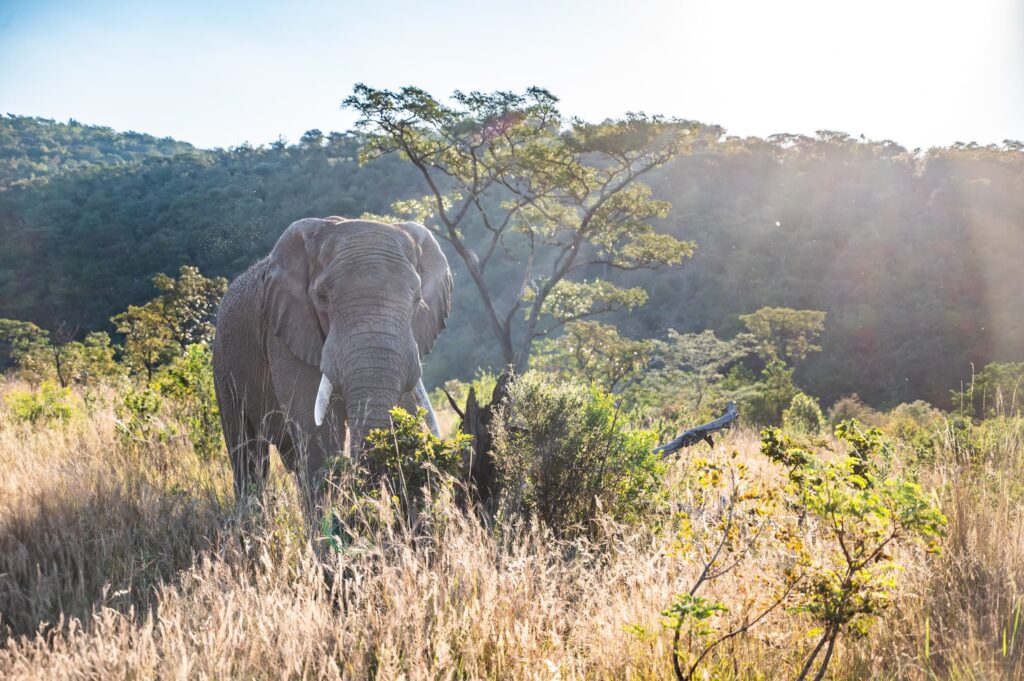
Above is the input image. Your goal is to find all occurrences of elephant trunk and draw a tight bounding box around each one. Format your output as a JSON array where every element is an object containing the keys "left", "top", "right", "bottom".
[
  {"left": 343, "top": 377, "right": 404, "bottom": 456},
  {"left": 319, "top": 297, "right": 420, "bottom": 465},
  {"left": 333, "top": 341, "right": 413, "bottom": 456}
]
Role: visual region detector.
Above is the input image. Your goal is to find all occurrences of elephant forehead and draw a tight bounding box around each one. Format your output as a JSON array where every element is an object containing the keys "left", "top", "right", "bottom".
[
  {"left": 313, "top": 249, "right": 420, "bottom": 296},
  {"left": 317, "top": 226, "right": 416, "bottom": 262}
]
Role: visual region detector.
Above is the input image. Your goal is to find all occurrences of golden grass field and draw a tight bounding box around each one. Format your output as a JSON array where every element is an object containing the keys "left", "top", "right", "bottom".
[{"left": 0, "top": 381, "right": 1022, "bottom": 680}]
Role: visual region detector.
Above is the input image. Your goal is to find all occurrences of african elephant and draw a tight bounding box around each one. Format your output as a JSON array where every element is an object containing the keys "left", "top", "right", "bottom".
[{"left": 211, "top": 216, "right": 452, "bottom": 509}]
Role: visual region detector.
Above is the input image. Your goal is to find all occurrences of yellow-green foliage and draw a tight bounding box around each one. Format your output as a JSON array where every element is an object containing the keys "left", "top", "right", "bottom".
[
  {"left": 531, "top": 320, "right": 658, "bottom": 394},
  {"left": 828, "top": 393, "right": 883, "bottom": 428},
  {"left": 362, "top": 406, "right": 470, "bottom": 506},
  {"left": 0, "top": 320, "right": 123, "bottom": 387},
  {"left": 153, "top": 344, "right": 222, "bottom": 460},
  {"left": 110, "top": 344, "right": 223, "bottom": 461},
  {"left": 4, "top": 380, "right": 76, "bottom": 423},
  {"left": 765, "top": 422, "right": 945, "bottom": 628},
  {"left": 321, "top": 408, "right": 472, "bottom": 554},
  {"left": 739, "top": 306, "right": 826, "bottom": 365},
  {"left": 783, "top": 391, "right": 825, "bottom": 433},
  {"left": 666, "top": 421, "right": 946, "bottom": 681},
  {"left": 111, "top": 266, "right": 227, "bottom": 379},
  {"left": 880, "top": 400, "right": 944, "bottom": 463}
]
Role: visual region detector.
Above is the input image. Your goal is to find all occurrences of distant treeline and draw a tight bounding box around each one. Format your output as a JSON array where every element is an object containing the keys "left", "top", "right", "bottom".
[{"left": 1, "top": 115, "right": 1021, "bottom": 407}]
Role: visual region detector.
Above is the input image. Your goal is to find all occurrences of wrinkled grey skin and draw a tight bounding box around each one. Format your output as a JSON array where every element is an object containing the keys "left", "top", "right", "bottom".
[{"left": 212, "top": 217, "right": 451, "bottom": 510}]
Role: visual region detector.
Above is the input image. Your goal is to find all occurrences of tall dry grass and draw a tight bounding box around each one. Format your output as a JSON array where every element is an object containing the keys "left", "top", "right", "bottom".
[{"left": 0, "top": 381, "right": 1021, "bottom": 679}]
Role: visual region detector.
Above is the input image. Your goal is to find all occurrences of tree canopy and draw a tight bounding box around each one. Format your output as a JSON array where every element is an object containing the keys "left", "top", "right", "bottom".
[{"left": 345, "top": 85, "right": 713, "bottom": 371}]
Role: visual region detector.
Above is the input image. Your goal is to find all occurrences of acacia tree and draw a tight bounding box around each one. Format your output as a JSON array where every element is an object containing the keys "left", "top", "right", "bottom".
[
  {"left": 112, "top": 304, "right": 175, "bottom": 380},
  {"left": 345, "top": 85, "right": 720, "bottom": 372},
  {"left": 739, "top": 307, "right": 826, "bottom": 367}
]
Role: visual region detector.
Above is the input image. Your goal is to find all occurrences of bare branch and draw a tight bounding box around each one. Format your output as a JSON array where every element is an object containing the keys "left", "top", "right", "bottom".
[{"left": 655, "top": 402, "right": 739, "bottom": 456}]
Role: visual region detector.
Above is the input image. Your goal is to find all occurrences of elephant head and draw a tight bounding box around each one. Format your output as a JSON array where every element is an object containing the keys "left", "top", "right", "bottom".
[{"left": 263, "top": 217, "right": 451, "bottom": 452}]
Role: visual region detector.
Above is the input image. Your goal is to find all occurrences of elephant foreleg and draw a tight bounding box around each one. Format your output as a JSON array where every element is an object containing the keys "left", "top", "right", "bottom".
[
  {"left": 216, "top": 382, "right": 270, "bottom": 501},
  {"left": 278, "top": 419, "right": 346, "bottom": 519},
  {"left": 229, "top": 416, "right": 270, "bottom": 501}
]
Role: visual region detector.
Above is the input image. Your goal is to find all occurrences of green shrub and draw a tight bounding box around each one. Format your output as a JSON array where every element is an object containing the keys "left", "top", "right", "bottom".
[
  {"left": 4, "top": 380, "right": 75, "bottom": 423},
  {"left": 153, "top": 343, "right": 222, "bottom": 460},
  {"left": 363, "top": 406, "right": 471, "bottom": 510},
  {"left": 782, "top": 392, "right": 825, "bottom": 433},
  {"left": 882, "top": 400, "right": 943, "bottom": 464},
  {"left": 115, "top": 386, "right": 164, "bottom": 452},
  {"left": 665, "top": 422, "right": 945, "bottom": 681},
  {"left": 741, "top": 360, "right": 799, "bottom": 426},
  {"left": 492, "top": 372, "right": 664, "bottom": 535},
  {"left": 827, "top": 393, "right": 882, "bottom": 428},
  {"left": 762, "top": 423, "right": 945, "bottom": 669}
]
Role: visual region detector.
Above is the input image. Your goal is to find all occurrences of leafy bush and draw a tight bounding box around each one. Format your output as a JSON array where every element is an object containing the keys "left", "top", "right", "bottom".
[
  {"left": 827, "top": 393, "right": 882, "bottom": 428},
  {"left": 74, "top": 332, "right": 125, "bottom": 385},
  {"left": 492, "top": 372, "right": 664, "bottom": 535},
  {"left": 363, "top": 407, "right": 470, "bottom": 509},
  {"left": 0, "top": 321, "right": 123, "bottom": 387},
  {"left": 115, "top": 387, "right": 164, "bottom": 452},
  {"left": 0, "top": 318, "right": 53, "bottom": 381},
  {"left": 4, "top": 380, "right": 75, "bottom": 423},
  {"left": 783, "top": 392, "right": 825, "bottom": 433},
  {"left": 882, "top": 400, "right": 944, "bottom": 463},
  {"left": 153, "top": 344, "right": 222, "bottom": 460},
  {"left": 741, "top": 360, "right": 799, "bottom": 426},
  {"left": 665, "top": 421, "right": 946, "bottom": 681},
  {"left": 764, "top": 423, "right": 945, "bottom": 664}
]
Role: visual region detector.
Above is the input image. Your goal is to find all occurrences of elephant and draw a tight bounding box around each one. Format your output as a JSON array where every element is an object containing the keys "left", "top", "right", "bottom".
[{"left": 211, "top": 216, "right": 452, "bottom": 510}]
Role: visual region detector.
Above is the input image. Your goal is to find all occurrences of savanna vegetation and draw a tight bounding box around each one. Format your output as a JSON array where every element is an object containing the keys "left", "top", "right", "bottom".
[
  {"left": 1, "top": 87, "right": 1023, "bottom": 679},
  {"left": 1, "top": 353, "right": 1021, "bottom": 679}
]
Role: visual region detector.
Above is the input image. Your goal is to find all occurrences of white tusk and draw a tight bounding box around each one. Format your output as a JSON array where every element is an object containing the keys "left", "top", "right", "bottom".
[{"left": 314, "top": 374, "right": 333, "bottom": 427}]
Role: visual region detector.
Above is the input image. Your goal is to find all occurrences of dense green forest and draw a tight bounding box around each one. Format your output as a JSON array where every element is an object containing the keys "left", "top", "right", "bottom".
[{"left": 1, "top": 114, "right": 1021, "bottom": 407}]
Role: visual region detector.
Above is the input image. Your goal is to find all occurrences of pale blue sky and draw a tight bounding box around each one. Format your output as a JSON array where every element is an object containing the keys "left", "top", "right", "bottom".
[{"left": 2, "top": 0, "right": 1022, "bottom": 150}]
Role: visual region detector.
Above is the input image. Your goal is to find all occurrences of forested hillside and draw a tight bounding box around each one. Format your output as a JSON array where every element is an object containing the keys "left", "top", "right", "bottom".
[
  {"left": 0, "top": 115, "right": 198, "bottom": 188},
  {"left": 1, "top": 114, "right": 1021, "bottom": 407}
]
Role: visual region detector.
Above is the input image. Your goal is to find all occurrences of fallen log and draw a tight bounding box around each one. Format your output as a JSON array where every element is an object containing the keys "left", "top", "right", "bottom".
[{"left": 654, "top": 401, "right": 739, "bottom": 456}]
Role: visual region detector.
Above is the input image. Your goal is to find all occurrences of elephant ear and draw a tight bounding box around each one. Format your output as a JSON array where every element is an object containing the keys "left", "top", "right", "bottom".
[
  {"left": 396, "top": 222, "right": 452, "bottom": 358},
  {"left": 263, "top": 218, "right": 326, "bottom": 366}
]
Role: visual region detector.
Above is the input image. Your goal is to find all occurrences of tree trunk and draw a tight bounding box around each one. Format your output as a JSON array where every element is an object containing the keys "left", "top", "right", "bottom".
[{"left": 457, "top": 372, "right": 513, "bottom": 508}]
